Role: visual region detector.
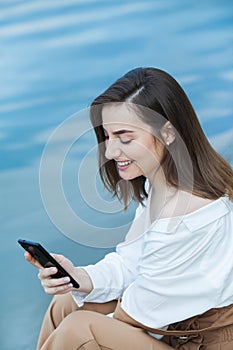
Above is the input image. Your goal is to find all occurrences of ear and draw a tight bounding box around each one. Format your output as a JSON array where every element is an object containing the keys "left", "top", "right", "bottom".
[{"left": 160, "top": 121, "right": 176, "bottom": 146}]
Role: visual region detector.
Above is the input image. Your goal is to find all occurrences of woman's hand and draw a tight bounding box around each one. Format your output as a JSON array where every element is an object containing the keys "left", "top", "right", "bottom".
[{"left": 25, "top": 252, "right": 93, "bottom": 295}]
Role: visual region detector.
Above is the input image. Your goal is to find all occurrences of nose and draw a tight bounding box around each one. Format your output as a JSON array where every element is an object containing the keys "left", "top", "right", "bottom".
[{"left": 105, "top": 139, "right": 121, "bottom": 160}]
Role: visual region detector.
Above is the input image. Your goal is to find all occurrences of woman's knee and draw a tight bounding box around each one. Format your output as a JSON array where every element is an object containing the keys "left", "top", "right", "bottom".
[{"left": 56, "top": 311, "right": 96, "bottom": 347}]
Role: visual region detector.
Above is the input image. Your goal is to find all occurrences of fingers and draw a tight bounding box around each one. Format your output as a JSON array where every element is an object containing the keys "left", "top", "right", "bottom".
[
  {"left": 40, "top": 275, "right": 73, "bottom": 295},
  {"left": 38, "top": 266, "right": 58, "bottom": 279},
  {"left": 42, "top": 278, "right": 73, "bottom": 295},
  {"left": 25, "top": 251, "right": 75, "bottom": 295},
  {"left": 38, "top": 267, "right": 73, "bottom": 295}
]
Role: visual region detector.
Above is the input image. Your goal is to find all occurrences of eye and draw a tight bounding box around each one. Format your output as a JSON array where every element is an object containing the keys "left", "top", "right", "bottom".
[{"left": 120, "top": 138, "right": 132, "bottom": 145}]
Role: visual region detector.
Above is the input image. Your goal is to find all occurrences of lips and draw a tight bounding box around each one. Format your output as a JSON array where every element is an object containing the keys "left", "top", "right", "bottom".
[
  {"left": 117, "top": 160, "right": 132, "bottom": 166},
  {"left": 116, "top": 160, "right": 133, "bottom": 170}
]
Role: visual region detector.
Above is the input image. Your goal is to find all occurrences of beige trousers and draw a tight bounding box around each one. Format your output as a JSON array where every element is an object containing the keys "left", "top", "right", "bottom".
[{"left": 37, "top": 293, "right": 173, "bottom": 350}]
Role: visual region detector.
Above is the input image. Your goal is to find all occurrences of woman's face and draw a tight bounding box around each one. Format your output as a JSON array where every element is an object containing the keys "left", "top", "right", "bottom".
[{"left": 102, "top": 103, "right": 164, "bottom": 181}]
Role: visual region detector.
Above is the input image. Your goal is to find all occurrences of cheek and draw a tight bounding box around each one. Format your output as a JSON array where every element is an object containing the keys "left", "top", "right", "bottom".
[
  {"left": 147, "top": 139, "right": 164, "bottom": 163},
  {"left": 136, "top": 140, "right": 161, "bottom": 163}
]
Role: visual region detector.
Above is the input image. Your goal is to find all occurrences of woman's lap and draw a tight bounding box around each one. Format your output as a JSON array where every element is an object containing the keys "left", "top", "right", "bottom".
[
  {"left": 52, "top": 309, "right": 173, "bottom": 350},
  {"left": 38, "top": 294, "right": 173, "bottom": 350},
  {"left": 38, "top": 294, "right": 233, "bottom": 350}
]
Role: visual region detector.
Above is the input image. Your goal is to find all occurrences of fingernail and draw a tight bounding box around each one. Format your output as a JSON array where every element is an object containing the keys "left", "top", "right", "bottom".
[
  {"left": 67, "top": 283, "right": 73, "bottom": 288},
  {"left": 51, "top": 267, "right": 57, "bottom": 273},
  {"left": 63, "top": 277, "right": 70, "bottom": 283}
]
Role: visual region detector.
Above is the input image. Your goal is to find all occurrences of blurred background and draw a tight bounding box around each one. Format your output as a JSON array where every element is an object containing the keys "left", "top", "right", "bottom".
[{"left": 0, "top": 1, "right": 232, "bottom": 349}]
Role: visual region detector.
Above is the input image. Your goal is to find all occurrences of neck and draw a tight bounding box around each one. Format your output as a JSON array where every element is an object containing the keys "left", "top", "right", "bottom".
[
  {"left": 148, "top": 167, "right": 176, "bottom": 200},
  {"left": 147, "top": 168, "right": 178, "bottom": 222}
]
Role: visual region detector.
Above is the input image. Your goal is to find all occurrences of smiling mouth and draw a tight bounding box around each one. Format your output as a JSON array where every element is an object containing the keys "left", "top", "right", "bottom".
[{"left": 116, "top": 160, "right": 133, "bottom": 169}]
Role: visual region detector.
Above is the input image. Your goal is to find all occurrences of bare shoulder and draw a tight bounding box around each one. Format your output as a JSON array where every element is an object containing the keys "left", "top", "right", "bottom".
[
  {"left": 177, "top": 191, "right": 215, "bottom": 214},
  {"left": 163, "top": 190, "right": 216, "bottom": 218}
]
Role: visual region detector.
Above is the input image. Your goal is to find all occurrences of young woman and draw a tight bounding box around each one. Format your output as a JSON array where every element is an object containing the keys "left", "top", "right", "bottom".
[{"left": 25, "top": 67, "right": 233, "bottom": 350}]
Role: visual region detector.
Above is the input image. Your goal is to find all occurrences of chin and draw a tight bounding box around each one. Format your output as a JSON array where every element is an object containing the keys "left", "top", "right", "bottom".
[{"left": 119, "top": 171, "right": 143, "bottom": 181}]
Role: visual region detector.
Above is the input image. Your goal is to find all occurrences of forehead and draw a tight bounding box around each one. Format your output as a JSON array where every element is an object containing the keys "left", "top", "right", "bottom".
[{"left": 102, "top": 103, "right": 151, "bottom": 133}]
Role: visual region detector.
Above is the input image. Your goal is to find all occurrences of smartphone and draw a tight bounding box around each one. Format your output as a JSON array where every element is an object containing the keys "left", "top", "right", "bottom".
[{"left": 18, "top": 239, "right": 80, "bottom": 289}]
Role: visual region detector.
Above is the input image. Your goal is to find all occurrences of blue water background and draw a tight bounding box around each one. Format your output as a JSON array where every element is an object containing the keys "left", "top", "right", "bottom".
[{"left": 0, "top": 1, "right": 233, "bottom": 349}]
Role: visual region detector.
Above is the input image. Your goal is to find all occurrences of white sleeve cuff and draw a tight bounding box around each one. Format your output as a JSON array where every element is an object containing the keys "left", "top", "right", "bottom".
[{"left": 70, "top": 290, "right": 88, "bottom": 307}]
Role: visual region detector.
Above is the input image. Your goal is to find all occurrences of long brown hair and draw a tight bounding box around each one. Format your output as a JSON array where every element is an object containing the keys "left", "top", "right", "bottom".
[{"left": 90, "top": 67, "right": 233, "bottom": 209}]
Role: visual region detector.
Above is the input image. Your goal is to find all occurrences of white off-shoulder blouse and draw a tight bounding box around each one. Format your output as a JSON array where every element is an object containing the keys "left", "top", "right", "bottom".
[{"left": 72, "top": 193, "right": 233, "bottom": 338}]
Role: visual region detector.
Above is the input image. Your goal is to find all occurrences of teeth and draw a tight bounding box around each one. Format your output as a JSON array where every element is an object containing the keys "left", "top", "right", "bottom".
[{"left": 117, "top": 160, "right": 132, "bottom": 166}]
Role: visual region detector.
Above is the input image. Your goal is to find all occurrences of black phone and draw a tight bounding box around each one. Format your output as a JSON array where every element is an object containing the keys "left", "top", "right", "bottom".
[{"left": 18, "top": 239, "right": 80, "bottom": 289}]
